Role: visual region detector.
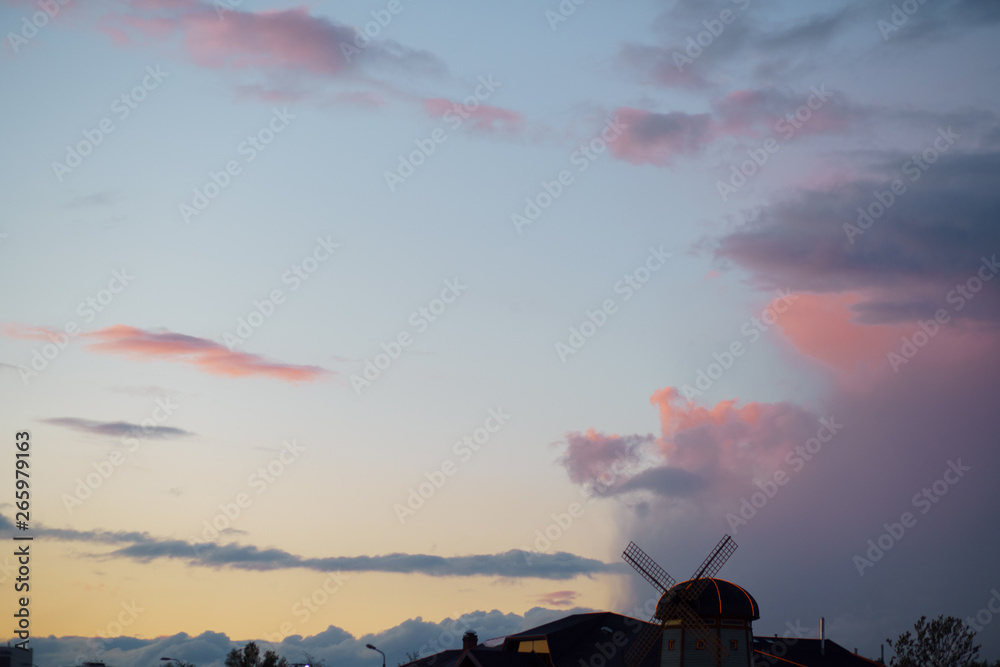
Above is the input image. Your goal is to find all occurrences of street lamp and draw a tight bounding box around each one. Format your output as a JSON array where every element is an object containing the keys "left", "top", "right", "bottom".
[
  {"left": 160, "top": 659, "right": 180, "bottom": 664},
  {"left": 366, "top": 644, "right": 386, "bottom": 667}
]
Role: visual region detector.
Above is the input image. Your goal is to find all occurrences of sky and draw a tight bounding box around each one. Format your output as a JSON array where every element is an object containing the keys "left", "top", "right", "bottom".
[{"left": 1, "top": 0, "right": 999, "bottom": 665}]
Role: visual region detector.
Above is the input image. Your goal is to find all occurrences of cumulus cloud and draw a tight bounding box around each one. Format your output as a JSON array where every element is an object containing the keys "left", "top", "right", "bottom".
[
  {"left": 29, "top": 607, "right": 599, "bottom": 667},
  {"left": 558, "top": 388, "right": 818, "bottom": 503}
]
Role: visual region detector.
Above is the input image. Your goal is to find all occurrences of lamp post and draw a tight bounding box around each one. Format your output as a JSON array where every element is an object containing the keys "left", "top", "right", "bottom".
[
  {"left": 366, "top": 644, "right": 386, "bottom": 667},
  {"left": 160, "top": 658, "right": 180, "bottom": 666}
]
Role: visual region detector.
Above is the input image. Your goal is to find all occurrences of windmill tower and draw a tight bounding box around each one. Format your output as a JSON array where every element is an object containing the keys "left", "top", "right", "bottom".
[{"left": 622, "top": 535, "right": 759, "bottom": 667}]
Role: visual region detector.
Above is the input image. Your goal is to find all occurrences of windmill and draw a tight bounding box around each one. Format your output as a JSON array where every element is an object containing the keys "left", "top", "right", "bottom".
[{"left": 621, "top": 535, "right": 739, "bottom": 667}]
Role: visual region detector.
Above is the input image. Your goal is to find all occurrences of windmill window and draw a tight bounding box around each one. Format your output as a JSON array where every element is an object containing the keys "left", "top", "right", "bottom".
[
  {"left": 730, "top": 640, "right": 738, "bottom": 650},
  {"left": 695, "top": 640, "right": 706, "bottom": 650},
  {"left": 667, "top": 640, "right": 675, "bottom": 651}
]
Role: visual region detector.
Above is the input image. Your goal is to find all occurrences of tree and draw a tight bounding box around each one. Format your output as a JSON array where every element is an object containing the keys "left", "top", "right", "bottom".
[
  {"left": 303, "top": 653, "right": 327, "bottom": 667},
  {"left": 887, "top": 615, "right": 997, "bottom": 667},
  {"left": 396, "top": 650, "right": 420, "bottom": 666},
  {"left": 226, "top": 642, "right": 289, "bottom": 667}
]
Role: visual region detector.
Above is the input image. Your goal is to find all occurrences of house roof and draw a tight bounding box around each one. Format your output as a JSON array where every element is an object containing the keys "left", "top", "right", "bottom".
[
  {"left": 752, "top": 637, "right": 883, "bottom": 667},
  {"left": 505, "top": 610, "right": 661, "bottom": 667},
  {"left": 401, "top": 612, "right": 661, "bottom": 667}
]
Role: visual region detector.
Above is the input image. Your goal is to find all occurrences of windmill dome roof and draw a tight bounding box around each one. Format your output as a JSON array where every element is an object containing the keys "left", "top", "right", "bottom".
[{"left": 656, "top": 578, "right": 760, "bottom": 621}]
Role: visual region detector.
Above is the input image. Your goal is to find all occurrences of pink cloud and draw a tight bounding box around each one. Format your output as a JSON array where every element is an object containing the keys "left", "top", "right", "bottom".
[
  {"left": 609, "top": 107, "right": 713, "bottom": 166},
  {"left": 559, "top": 428, "right": 652, "bottom": 486},
  {"left": 79, "top": 325, "right": 329, "bottom": 383},
  {"left": 558, "top": 389, "right": 816, "bottom": 500},
  {"left": 2, "top": 323, "right": 61, "bottom": 341},
  {"left": 710, "top": 86, "right": 856, "bottom": 139},
  {"left": 102, "top": 1, "right": 442, "bottom": 79},
  {"left": 773, "top": 292, "right": 913, "bottom": 372},
  {"left": 423, "top": 98, "right": 523, "bottom": 133},
  {"left": 649, "top": 388, "right": 804, "bottom": 478},
  {"left": 607, "top": 87, "right": 857, "bottom": 168},
  {"left": 534, "top": 590, "right": 579, "bottom": 607}
]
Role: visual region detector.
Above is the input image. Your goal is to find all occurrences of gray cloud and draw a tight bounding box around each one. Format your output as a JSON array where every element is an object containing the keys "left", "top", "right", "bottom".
[
  {"left": 42, "top": 417, "right": 193, "bottom": 440},
  {"left": 715, "top": 149, "right": 1000, "bottom": 323},
  {"left": 29, "top": 608, "right": 595, "bottom": 667},
  {"left": 604, "top": 466, "right": 707, "bottom": 498},
  {"left": 0, "top": 518, "right": 622, "bottom": 580}
]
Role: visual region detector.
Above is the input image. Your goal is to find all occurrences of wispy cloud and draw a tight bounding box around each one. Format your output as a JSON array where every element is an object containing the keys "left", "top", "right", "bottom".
[
  {"left": 423, "top": 98, "right": 524, "bottom": 134},
  {"left": 1, "top": 324, "right": 330, "bottom": 382},
  {"left": 42, "top": 417, "right": 193, "bottom": 440},
  {"left": 533, "top": 590, "right": 579, "bottom": 607},
  {"left": 101, "top": 1, "right": 445, "bottom": 79},
  {"left": 0, "top": 515, "right": 621, "bottom": 579},
  {"left": 84, "top": 325, "right": 330, "bottom": 382}
]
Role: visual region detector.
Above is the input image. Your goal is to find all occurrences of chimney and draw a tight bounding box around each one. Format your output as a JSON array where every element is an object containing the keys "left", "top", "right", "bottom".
[
  {"left": 881, "top": 643, "right": 885, "bottom": 663},
  {"left": 820, "top": 617, "right": 825, "bottom": 657},
  {"left": 463, "top": 631, "right": 478, "bottom": 651}
]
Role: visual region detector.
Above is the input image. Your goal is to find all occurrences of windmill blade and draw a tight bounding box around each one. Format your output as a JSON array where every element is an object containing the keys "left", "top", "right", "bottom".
[
  {"left": 690, "top": 534, "right": 737, "bottom": 581},
  {"left": 622, "top": 541, "right": 677, "bottom": 593},
  {"left": 622, "top": 617, "right": 666, "bottom": 667}
]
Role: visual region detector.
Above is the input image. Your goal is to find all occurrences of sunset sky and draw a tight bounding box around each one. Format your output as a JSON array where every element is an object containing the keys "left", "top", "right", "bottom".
[{"left": 2, "top": 0, "right": 1000, "bottom": 666}]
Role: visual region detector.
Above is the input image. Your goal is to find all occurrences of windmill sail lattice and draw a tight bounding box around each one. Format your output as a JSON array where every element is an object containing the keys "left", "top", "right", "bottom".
[{"left": 621, "top": 535, "right": 738, "bottom": 667}]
